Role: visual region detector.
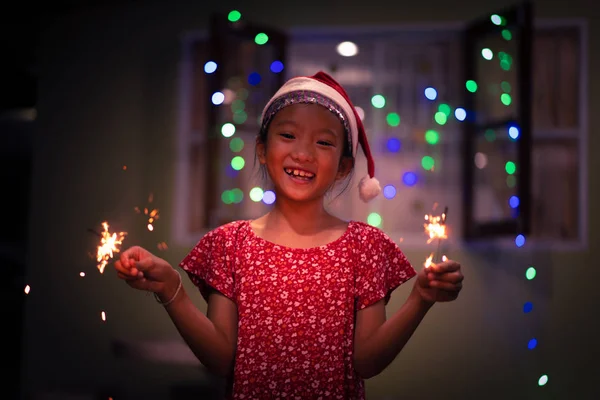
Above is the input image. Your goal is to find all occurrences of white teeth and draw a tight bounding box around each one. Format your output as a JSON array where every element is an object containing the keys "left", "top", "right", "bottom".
[{"left": 285, "top": 168, "right": 315, "bottom": 178}]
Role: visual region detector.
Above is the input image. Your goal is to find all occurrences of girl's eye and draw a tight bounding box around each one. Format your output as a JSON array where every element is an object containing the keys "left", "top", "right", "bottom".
[
  {"left": 317, "top": 141, "right": 334, "bottom": 146},
  {"left": 280, "top": 133, "right": 294, "bottom": 139}
]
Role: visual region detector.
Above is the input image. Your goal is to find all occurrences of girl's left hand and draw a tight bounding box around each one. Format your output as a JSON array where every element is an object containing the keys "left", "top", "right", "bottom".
[{"left": 414, "top": 259, "right": 464, "bottom": 304}]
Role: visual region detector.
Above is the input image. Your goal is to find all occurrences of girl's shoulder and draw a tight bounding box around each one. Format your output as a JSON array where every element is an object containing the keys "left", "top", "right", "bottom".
[
  {"left": 201, "top": 220, "right": 251, "bottom": 242},
  {"left": 347, "top": 220, "right": 392, "bottom": 240}
]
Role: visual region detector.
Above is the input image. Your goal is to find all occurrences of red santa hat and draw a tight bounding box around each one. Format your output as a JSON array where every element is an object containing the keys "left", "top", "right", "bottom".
[{"left": 261, "top": 71, "right": 381, "bottom": 202}]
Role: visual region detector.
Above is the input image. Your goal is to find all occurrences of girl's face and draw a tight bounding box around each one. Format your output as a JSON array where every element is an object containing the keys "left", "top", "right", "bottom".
[{"left": 257, "top": 103, "right": 353, "bottom": 204}]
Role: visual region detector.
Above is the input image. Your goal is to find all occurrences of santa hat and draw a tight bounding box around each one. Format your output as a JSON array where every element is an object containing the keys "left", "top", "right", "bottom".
[{"left": 261, "top": 71, "right": 381, "bottom": 202}]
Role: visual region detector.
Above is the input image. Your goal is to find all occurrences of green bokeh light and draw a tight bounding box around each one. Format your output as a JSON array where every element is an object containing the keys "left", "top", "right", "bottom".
[
  {"left": 233, "top": 110, "right": 248, "bottom": 124},
  {"left": 505, "top": 161, "right": 516, "bottom": 174},
  {"left": 367, "top": 212, "right": 382, "bottom": 227},
  {"left": 485, "top": 129, "right": 496, "bottom": 142},
  {"left": 438, "top": 103, "right": 451, "bottom": 116},
  {"left": 434, "top": 112, "right": 447, "bottom": 125},
  {"left": 526, "top": 267, "right": 537, "bottom": 280},
  {"left": 421, "top": 156, "right": 435, "bottom": 170},
  {"left": 227, "top": 10, "right": 241, "bottom": 22},
  {"left": 466, "top": 80, "right": 478, "bottom": 93},
  {"left": 501, "top": 93, "right": 512, "bottom": 106},
  {"left": 386, "top": 112, "right": 400, "bottom": 127},
  {"left": 255, "top": 33, "right": 269, "bottom": 45},
  {"left": 502, "top": 29, "right": 512, "bottom": 40},
  {"left": 371, "top": 95, "right": 386, "bottom": 108},
  {"left": 231, "top": 156, "right": 245, "bottom": 170},
  {"left": 425, "top": 130, "right": 439, "bottom": 145},
  {"left": 229, "top": 137, "right": 244, "bottom": 152},
  {"left": 249, "top": 187, "right": 264, "bottom": 202},
  {"left": 506, "top": 175, "right": 516, "bottom": 188}
]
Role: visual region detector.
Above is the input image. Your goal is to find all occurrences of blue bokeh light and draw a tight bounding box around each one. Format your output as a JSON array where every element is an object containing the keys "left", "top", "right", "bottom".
[
  {"left": 523, "top": 302, "right": 533, "bottom": 313},
  {"left": 402, "top": 172, "right": 418, "bottom": 187},
  {"left": 211, "top": 91, "right": 225, "bottom": 105},
  {"left": 509, "top": 195, "right": 520, "bottom": 208},
  {"left": 204, "top": 61, "right": 217, "bottom": 74},
  {"left": 262, "top": 190, "right": 276, "bottom": 205},
  {"left": 383, "top": 185, "right": 397, "bottom": 199},
  {"left": 454, "top": 107, "right": 467, "bottom": 121},
  {"left": 424, "top": 87, "right": 437, "bottom": 100},
  {"left": 509, "top": 126, "right": 520, "bottom": 140},
  {"left": 248, "top": 72, "right": 262, "bottom": 86},
  {"left": 515, "top": 234, "right": 526, "bottom": 247},
  {"left": 386, "top": 137, "right": 401, "bottom": 153},
  {"left": 270, "top": 61, "right": 284, "bottom": 73},
  {"left": 528, "top": 338, "right": 537, "bottom": 350}
]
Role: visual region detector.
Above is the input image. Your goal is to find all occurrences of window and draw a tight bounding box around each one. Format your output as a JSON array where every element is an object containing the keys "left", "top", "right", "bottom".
[{"left": 173, "top": 18, "right": 587, "bottom": 250}]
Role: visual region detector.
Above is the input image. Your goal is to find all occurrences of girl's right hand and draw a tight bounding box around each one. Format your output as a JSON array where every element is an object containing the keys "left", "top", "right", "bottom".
[{"left": 114, "top": 245, "right": 179, "bottom": 297}]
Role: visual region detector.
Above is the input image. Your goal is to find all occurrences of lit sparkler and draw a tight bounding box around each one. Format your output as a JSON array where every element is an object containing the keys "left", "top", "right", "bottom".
[
  {"left": 92, "top": 222, "right": 127, "bottom": 274},
  {"left": 424, "top": 206, "right": 449, "bottom": 268}
]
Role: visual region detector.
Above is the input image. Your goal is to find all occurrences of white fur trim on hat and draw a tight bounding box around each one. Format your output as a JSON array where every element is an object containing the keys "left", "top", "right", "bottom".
[{"left": 262, "top": 77, "right": 360, "bottom": 157}]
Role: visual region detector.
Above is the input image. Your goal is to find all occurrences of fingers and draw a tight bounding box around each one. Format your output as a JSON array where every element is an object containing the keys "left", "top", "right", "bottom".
[
  {"left": 427, "top": 271, "right": 463, "bottom": 284},
  {"left": 430, "top": 260, "right": 461, "bottom": 274},
  {"left": 114, "top": 260, "right": 141, "bottom": 278},
  {"left": 429, "top": 280, "right": 462, "bottom": 292}
]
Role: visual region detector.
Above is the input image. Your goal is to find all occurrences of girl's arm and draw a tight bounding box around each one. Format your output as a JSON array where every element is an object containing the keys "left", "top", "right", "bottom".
[
  {"left": 353, "top": 289, "right": 432, "bottom": 379},
  {"left": 158, "top": 273, "right": 238, "bottom": 377}
]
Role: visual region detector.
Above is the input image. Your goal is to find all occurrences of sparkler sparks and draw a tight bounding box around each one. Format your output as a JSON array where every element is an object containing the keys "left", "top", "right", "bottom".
[
  {"left": 135, "top": 193, "right": 160, "bottom": 232},
  {"left": 424, "top": 206, "right": 449, "bottom": 268},
  {"left": 94, "top": 222, "right": 127, "bottom": 274}
]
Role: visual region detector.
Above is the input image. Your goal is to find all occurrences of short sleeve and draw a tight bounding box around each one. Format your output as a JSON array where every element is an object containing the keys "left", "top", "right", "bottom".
[
  {"left": 179, "top": 222, "right": 240, "bottom": 302},
  {"left": 355, "top": 224, "right": 417, "bottom": 310}
]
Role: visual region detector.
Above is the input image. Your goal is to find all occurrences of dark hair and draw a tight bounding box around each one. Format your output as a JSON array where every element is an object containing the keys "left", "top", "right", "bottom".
[{"left": 253, "top": 120, "right": 355, "bottom": 200}]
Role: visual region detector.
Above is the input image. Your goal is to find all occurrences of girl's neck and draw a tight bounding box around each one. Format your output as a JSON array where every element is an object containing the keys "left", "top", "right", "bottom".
[{"left": 266, "top": 198, "right": 333, "bottom": 236}]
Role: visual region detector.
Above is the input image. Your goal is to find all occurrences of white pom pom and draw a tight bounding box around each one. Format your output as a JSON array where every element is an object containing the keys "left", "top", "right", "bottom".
[{"left": 358, "top": 175, "right": 381, "bottom": 202}]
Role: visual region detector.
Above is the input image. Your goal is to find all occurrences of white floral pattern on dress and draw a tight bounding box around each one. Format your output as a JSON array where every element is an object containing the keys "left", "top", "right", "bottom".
[{"left": 180, "top": 220, "right": 416, "bottom": 400}]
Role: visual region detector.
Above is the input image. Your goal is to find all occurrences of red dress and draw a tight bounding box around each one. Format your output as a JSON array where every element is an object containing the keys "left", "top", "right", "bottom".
[{"left": 180, "top": 220, "right": 416, "bottom": 399}]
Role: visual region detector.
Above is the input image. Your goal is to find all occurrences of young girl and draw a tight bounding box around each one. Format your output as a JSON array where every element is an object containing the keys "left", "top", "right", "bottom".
[{"left": 114, "top": 72, "right": 464, "bottom": 399}]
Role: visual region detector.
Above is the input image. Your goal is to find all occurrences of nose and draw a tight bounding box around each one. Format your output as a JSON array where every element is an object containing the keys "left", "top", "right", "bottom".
[{"left": 291, "top": 139, "right": 315, "bottom": 163}]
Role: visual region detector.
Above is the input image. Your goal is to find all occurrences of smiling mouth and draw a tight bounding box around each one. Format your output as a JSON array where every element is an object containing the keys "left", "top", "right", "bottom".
[{"left": 284, "top": 168, "right": 315, "bottom": 180}]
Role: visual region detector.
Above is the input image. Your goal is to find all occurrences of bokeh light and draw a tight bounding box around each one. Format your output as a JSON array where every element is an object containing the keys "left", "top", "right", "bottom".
[
  {"left": 371, "top": 95, "right": 386, "bottom": 108},
  {"left": 455, "top": 108, "right": 467, "bottom": 121},
  {"left": 424, "top": 87, "right": 437, "bottom": 100},
  {"left": 509, "top": 195, "right": 520, "bottom": 208},
  {"left": 505, "top": 161, "right": 516, "bottom": 174},
  {"left": 229, "top": 137, "right": 244, "bottom": 152},
  {"left": 383, "top": 185, "right": 397, "bottom": 199},
  {"left": 336, "top": 41, "right": 359, "bottom": 57},
  {"left": 227, "top": 10, "right": 241, "bottom": 22},
  {"left": 538, "top": 375, "right": 548, "bottom": 386},
  {"left": 367, "top": 212, "right": 382, "bottom": 227},
  {"left": 421, "top": 156, "right": 435, "bottom": 171},
  {"left": 255, "top": 33, "right": 269, "bottom": 45},
  {"left": 249, "top": 187, "right": 264, "bottom": 202},
  {"left": 231, "top": 156, "right": 245, "bottom": 170},
  {"left": 270, "top": 61, "right": 284, "bottom": 73},
  {"left": 402, "top": 172, "right": 418, "bottom": 186},
  {"left": 528, "top": 338, "right": 538, "bottom": 349},
  {"left": 466, "top": 80, "right": 478, "bottom": 93},
  {"left": 386, "top": 112, "right": 400, "bottom": 127},
  {"left": 523, "top": 302, "right": 533, "bottom": 313},
  {"left": 526, "top": 267, "right": 537, "bottom": 280},
  {"left": 248, "top": 72, "right": 261, "bottom": 86},
  {"left": 212, "top": 91, "right": 225, "bottom": 105},
  {"left": 425, "top": 130, "right": 439, "bottom": 145},
  {"left": 434, "top": 112, "right": 447, "bottom": 125},
  {"left": 221, "top": 123, "right": 236, "bottom": 138},
  {"left": 515, "top": 234, "right": 526, "bottom": 247},
  {"left": 262, "top": 190, "right": 276, "bottom": 205},
  {"left": 204, "top": 61, "right": 217, "bottom": 74},
  {"left": 386, "top": 137, "right": 401, "bottom": 153}
]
